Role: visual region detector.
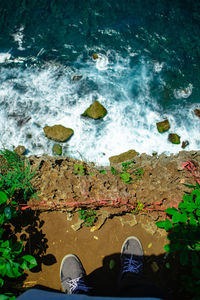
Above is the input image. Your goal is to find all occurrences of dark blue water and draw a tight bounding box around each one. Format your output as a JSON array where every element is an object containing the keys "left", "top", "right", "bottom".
[{"left": 0, "top": 0, "right": 200, "bottom": 164}]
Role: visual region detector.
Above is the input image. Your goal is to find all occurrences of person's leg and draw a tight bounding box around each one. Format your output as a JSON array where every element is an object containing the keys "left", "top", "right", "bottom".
[
  {"left": 118, "top": 236, "right": 168, "bottom": 299},
  {"left": 60, "top": 254, "right": 91, "bottom": 295}
]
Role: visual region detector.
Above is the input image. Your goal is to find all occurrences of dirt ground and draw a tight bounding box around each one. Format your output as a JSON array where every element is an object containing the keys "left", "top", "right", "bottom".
[
  {"left": 21, "top": 211, "right": 185, "bottom": 300},
  {"left": 11, "top": 151, "right": 200, "bottom": 299}
]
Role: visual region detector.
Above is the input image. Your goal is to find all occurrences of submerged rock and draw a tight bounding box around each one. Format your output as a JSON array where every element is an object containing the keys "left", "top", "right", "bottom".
[
  {"left": 92, "top": 53, "right": 98, "bottom": 60},
  {"left": 194, "top": 108, "right": 200, "bottom": 118},
  {"left": 43, "top": 125, "right": 74, "bottom": 142},
  {"left": 181, "top": 140, "right": 189, "bottom": 149},
  {"left": 52, "top": 144, "right": 62, "bottom": 156},
  {"left": 81, "top": 100, "right": 107, "bottom": 119},
  {"left": 72, "top": 75, "right": 82, "bottom": 81},
  {"left": 168, "top": 133, "right": 180, "bottom": 144},
  {"left": 156, "top": 119, "right": 170, "bottom": 133},
  {"left": 14, "top": 145, "right": 26, "bottom": 156},
  {"left": 109, "top": 149, "right": 139, "bottom": 165}
]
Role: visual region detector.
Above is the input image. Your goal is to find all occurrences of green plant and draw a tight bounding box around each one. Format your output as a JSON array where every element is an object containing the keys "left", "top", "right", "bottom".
[
  {"left": 0, "top": 149, "right": 37, "bottom": 201},
  {"left": 121, "top": 161, "right": 135, "bottom": 171},
  {"left": 156, "top": 183, "right": 200, "bottom": 299},
  {"left": 0, "top": 190, "right": 37, "bottom": 299},
  {"left": 0, "top": 150, "right": 38, "bottom": 298},
  {"left": 119, "top": 172, "right": 133, "bottom": 184},
  {"left": 111, "top": 167, "right": 117, "bottom": 175},
  {"left": 99, "top": 170, "right": 106, "bottom": 174},
  {"left": 131, "top": 200, "right": 144, "bottom": 213},
  {"left": 133, "top": 168, "right": 144, "bottom": 180},
  {"left": 74, "top": 164, "right": 86, "bottom": 176},
  {"left": 78, "top": 209, "right": 97, "bottom": 227}
]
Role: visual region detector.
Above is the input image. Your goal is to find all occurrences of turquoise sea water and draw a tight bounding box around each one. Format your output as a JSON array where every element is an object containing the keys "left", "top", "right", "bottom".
[{"left": 0, "top": 0, "right": 200, "bottom": 165}]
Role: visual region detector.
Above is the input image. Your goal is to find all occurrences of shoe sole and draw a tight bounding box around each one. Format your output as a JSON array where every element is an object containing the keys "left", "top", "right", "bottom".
[{"left": 121, "top": 236, "right": 143, "bottom": 256}]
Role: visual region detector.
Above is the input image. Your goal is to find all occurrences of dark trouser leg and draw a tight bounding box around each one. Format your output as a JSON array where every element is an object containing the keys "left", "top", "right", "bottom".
[{"left": 118, "top": 272, "right": 169, "bottom": 299}]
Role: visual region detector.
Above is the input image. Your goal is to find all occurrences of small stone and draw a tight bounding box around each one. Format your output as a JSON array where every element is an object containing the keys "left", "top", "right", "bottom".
[
  {"left": 72, "top": 75, "right": 82, "bottom": 81},
  {"left": 14, "top": 145, "right": 26, "bottom": 155},
  {"left": 93, "top": 236, "right": 98, "bottom": 240},
  {"left": 181, "top": 140, "right": 189, "bottom": 149},
  {"left": 92, "top": 53, "right": 98, "bottom": 60},
  {"left": 141, "top": 222, "right": 157, "bottom": 235},
  {"left": 81, "top": 100, "right": 107, "bottom": 119},
  {"left": 194, "top": 108, "right": 200, "bottom": 118},
  {"left": 119, "top": 215, "right": 137, "bottom": 227},
  {"left": 168, "top": 133, "right": 180, "bottom": 144},
  {"left": 52, "top": 144, "right": 62, "bottom": 156},
  {"left": 109, "top": 150, "right": 139, "bottom": 165},
  {"left": 44, "top": 125, "right": 74, "bottom": 142},
  {"left": 151, "top": 261, "right": 159, "bottom": 272},
  {"left": 71, "top": 219, "right": 84, "bottom": 231},
  {"left": 156, "top": 119, "right": 170, "bottom": 133}
]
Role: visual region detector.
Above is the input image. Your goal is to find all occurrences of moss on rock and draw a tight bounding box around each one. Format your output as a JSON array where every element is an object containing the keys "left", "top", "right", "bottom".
[
  {"left": 52, "top": 144, "right": 62, "bottom": 155},
  {"left": 82, "top": 100, "right": 107, "bottom": 119},
  {"left": 168, "top": 133, "right": 180, "bottom": 144},
  {"left": 109, "top": 149, "right": 139, "bottom": 165},
  {"left": 43, "top": 125, "right": 74, "bottom": 142},
  {"left": 156, "top": 119, "right": 170, "bottom": 133}
]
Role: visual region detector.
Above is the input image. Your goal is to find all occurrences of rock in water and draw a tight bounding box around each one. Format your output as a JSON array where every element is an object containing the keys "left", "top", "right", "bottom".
[
  {"left": 52, "top": 144, "right": 62, "bottom": 155},
  {"left": 156, "top": 119, "right": 170, "bottom": 133},
  {"left": 81, "top": 100, "right": 107, "bottom": 119},
  {"left": 194, "top": 108, "right": 200, "bottom": 118},
  {"left": 43, "top": 125, "right": 74, "bottom": 142},
  {"left": 109, "top": 149, "right": 139, "bottom": 165},
  {"left": 181, "top": 140, "right": 189, "bottom": 149},
  {"left": 14, "top": 145, "right": 26, "bottom": 155},
  {"left": 92, "top": 53, "right": 98, "bottom": 60},
  {"left": 168, "top": 133, "right": 180, "bottom": 144}
]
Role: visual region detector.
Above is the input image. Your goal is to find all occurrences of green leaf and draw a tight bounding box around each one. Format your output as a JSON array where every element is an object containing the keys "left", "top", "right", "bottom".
[
  {"left": 189, "top": 214, "right": 198, "bottom": 226},
  {"left": 99, "top": 170, "right": 106, "bottom": 174},
  {"left": 0, "top": 228, "right": 4, "bottom": 239},
  {"left": 191, "top": 252, "right": 199, "bottom": 266},
  {"left": 165, "top": 207, "right": 178, "bottom": 215},
  {"left": 156, "top": 221, "right": 166, "bottom": 228},
  {"left": 22, "top": 255, "right": 37, "bottom": 269},
  {"left": 0, "top": 258, "right": 6, "bottom": 276},
  {"left": 111, "top": 167, "right": 116, "bottom": 175},
  {"left": 179, "top": 212, "right": 188, "bottom": 223},
  {"left": 180, "top": 251, "right": 189, "bottom": 266},
  {"left": 164, "top": 219, "right": 173, "bottom": 231},
  {"left": 164, "top": 244, "right": 170, "bottom": 252},
  {"left": 4, "top": 207, "right": 11, "bottom": 220},
  {"left": 0, "top": 192, "right": 7, "bottom": 205},
  {"left": 109, "top": 259, "right": 115, "bottom": 270},
  {"left": 0, "top": 277, "right": 4, "bottom": 287},
  {"left": 183, "top": 183, "right": 196, "bottom": 189},
  {"left": 196, "top": 209, "right": 200, "bottom": 217},
  {"left": 172, "top": 212, "right": 182, "bottom": 223}
]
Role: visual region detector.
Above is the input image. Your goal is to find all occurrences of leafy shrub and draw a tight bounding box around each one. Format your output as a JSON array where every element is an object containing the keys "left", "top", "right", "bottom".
[
  {"left": 156, "top": 183, "right": 200, "bottom": 299},
  {"left": 78, "top": 209, "right": 97, "bottom": 227},
  {"left": 0, "top": 150, "right": 38, "bottom": 298},
  {"left": 0, "top": 149, "right": 37, "bottom": 201},
  {"left": 74, "top": 164, "right": 86, "bottom": 176}
]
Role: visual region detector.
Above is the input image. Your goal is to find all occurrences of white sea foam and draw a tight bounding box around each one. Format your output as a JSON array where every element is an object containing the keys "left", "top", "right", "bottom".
[
  {"left": 0, "top": 52, "right": 198, "bottom": 166},
  {"left": 174, "top": 83, "right": 193, "bottom": 99},
  {"left": 94, "top": 53, "right": 109, "bottom": 70},
  {"left": 154, "top": 62, "right": 164, "bottom": 72},
  {"left": 12, "top": 26, "right": 25, "bottom": 50},
  {"left": 0, "top": 53, "right": 11, "bottom": 63}
]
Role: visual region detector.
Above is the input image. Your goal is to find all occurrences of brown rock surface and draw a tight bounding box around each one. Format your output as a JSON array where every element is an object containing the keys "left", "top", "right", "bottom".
[
  {"left": 43, "top": 125, "right": 74, "bottom": 142},
  {"left": 28, "top": 150, "right": 200, "bottom": 218}
]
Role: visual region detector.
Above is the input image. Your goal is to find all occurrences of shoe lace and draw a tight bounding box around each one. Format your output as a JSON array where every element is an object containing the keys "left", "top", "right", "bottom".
[
  {"left": 68, "top": 276, "right": 89, "bottom": 294},
  {"left": 122, "top": 255, "right": 143, "bottom": 274}
]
